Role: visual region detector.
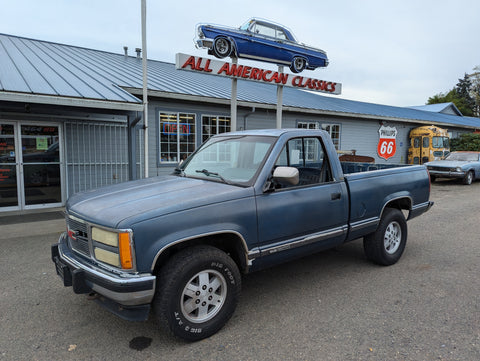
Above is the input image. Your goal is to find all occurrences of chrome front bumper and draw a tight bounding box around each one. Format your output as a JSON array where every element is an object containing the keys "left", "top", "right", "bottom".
[
  {"left": 195, "top": 38, "right": 213, "bottom": 49},
  {"left": 52, "top": 233, "right": 156, "bottom": 313},
  {"left": 428, "top": 170, "right": 465, "bottom": 179}
]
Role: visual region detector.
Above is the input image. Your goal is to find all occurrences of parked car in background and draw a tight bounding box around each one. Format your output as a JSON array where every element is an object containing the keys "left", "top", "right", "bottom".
[
  {"left": 426, "top": 151, "right": 480, "bottom": 185},
  {"left": 195, "top": 18, "right": 329, "bottom": 73}
]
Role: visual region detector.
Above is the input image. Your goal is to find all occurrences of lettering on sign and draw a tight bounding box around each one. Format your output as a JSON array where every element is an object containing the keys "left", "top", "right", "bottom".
[
  {"left": 162, "top": 122, "right": 191, "bottom": 136},
  {"left": 377, "top": 125, "right": 397, "bottom": 160},
  {"left": 175, "top": 53, "right": 342, "bottom": 95}
]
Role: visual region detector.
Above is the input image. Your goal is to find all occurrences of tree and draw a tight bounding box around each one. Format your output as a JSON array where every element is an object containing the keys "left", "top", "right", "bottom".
[
  {"left": 427, "top": 88, "right": 474, "bottom": 116},
  {"left": 427, "top": 70, "right": 479, "bottom": 117},
  {"left": 450, "top": 133, "right": 480, "bottom": 151},
  {"left": 469, "top": 66, "right": 480, "bottom": 117}
]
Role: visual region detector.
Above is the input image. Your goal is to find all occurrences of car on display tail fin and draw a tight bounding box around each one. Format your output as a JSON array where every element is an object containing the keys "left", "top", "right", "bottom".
[{"left": 195, "top": 18, "right": 329, "bottom": 73}]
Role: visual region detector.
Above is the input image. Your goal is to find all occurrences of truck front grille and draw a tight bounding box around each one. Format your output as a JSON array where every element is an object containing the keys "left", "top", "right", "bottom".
[{"left": 66, "top": 216, "right": 91, "bottom": 258}]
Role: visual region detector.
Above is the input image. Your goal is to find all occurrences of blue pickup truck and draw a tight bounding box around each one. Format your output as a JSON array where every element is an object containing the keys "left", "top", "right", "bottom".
[{"left": 52, "top": 129, "right": 433, "bottom": 341}]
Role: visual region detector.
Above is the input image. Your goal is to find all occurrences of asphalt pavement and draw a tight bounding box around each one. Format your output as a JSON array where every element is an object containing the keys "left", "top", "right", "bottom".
[{"left": 0, "top": 180, "right": 479, "bottom": 361}]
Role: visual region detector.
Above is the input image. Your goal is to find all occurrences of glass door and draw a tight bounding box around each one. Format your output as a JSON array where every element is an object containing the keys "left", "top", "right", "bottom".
[
  {"left": 21, "top": 125, "right": 62, "bottom": 207},
  {"left": 0, "top": 123, "right": 20, "bottom": 209}
]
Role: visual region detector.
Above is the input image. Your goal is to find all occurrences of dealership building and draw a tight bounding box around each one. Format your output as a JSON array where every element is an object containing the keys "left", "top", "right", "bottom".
[{"left": 1, "top": 33, "right": 480, "bottom": 213}]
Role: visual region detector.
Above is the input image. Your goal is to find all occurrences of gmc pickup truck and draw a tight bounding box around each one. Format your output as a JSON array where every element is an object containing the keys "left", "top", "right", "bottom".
[{"left": 52, "top": 129, "right": 433, "bottom": 341}]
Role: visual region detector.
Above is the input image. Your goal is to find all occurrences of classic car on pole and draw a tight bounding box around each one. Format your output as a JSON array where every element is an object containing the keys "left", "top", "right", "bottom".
[
  {"left": 426, "top": 151, "right": 480, "bottom": 185},
  {"left": 195, "top": 18, "right": 329, "bottom": 73}
]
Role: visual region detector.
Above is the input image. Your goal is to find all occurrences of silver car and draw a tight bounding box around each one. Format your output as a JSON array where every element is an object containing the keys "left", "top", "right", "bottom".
[{"left": 426, "top": 151, "right": 480, "bottom": 185}]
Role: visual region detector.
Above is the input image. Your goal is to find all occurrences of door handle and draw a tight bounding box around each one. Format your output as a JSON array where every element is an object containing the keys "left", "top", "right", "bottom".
[{"left": 331, "top": 192, "right": 341, "bottom": 200}]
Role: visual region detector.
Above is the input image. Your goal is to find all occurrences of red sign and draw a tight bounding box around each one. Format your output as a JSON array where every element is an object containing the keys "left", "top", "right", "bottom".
[
  {"left": 377, "top": 125, "right": 397, "bottom": 160},
  {"left": 162, "top": 122, "right": 191, "bottom": 135},
  {"left": 175, "top": 53, "right": 342, "bottom": 95}
]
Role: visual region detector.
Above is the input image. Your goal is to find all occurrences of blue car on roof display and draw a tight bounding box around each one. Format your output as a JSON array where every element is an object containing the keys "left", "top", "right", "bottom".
[
  {"left": 195, "top": 18, "right": 329, "bottom": 73},
  {"left": 426, "top": 151, "right": 480, "bottom": 185}
]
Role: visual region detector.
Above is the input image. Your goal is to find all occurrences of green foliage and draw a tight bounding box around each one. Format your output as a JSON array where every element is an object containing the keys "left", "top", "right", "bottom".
[
  {"left": 450, "top": 133, "right": 480, "bottom": 151},
  {"left": 427, "top": 69, "right": 480, "bottom": 117},
  {"left": 427, "top": 88, "right": 474, "bottom": 116}
]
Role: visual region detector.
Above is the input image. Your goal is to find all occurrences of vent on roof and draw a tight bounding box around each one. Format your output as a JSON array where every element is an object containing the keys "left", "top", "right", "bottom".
[
  {"left": 135, "top": 48, "right": 141, "bottom": 59},
  {"left": 123, "top": 46, "right": 128, "bottom": 58}
]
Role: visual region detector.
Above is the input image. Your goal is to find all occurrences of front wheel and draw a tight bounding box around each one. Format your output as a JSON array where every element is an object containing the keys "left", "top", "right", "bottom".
[
  {"left": 212, "top": 37, "right": 232, "bottom": 58},
  {"left": 153, "top": 245, "right": 241, "bottom": 341},
  {"left": 364, "top": 208, "right": 407, "bottom": 266},
  {"left": 463, "top": 170, "right": 473, "bottom": 185}
]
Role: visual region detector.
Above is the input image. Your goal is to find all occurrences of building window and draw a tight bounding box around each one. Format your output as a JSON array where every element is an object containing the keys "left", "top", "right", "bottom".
[
  {"left": 202, "top": 115, "right": 231, "bottom": 142},
  {"left": 297, "top": 121, "right": 341, "bottom": 149},
  {"left": 159, "top": 112, "right": 195, "bottom": 163}
]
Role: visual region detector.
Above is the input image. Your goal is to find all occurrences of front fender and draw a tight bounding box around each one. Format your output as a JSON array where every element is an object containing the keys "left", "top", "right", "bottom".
[{"left": 132, "top": 197, "right": 258, "bottom": 273}]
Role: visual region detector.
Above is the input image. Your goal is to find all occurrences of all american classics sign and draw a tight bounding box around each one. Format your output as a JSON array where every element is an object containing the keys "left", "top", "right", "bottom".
[{"left": 175, "top": 53, "right": 342, "bottom": 95}]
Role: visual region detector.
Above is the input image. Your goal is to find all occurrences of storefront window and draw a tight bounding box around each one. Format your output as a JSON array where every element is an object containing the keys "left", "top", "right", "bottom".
[
  {"left": 159, "top": 112, "right": 196, "bottom": 163},
  {"left": 297, "top": 121, "right": 341, "bottom": 149},
  {"left": 202, "top": 115, "right": 231, "bottom": 142}
]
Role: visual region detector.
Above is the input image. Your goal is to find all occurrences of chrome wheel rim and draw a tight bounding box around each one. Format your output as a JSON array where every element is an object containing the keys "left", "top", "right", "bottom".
[
  {"left": 181, "top": 269, "right": 227, "bottom": 323},
  {"left": 384, "top": 221, "right": 401, "bottom": 254},
  {"left": 294, "top": 57, "right": 305, "bottom": 70},
  {"left": 215, "top": 39, "right": 229, "bottom": 56}
]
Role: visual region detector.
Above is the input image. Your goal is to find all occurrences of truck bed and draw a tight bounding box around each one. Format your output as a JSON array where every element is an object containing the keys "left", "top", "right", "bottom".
[{"left": 340, "top": 161, "right": 409, "bottom": 174}]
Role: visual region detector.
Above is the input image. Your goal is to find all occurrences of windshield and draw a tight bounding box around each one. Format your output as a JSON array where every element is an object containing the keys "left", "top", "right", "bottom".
[
  {"left": 181, "top": 135, "right": 275, "bottom": 185},
  {"left": 239, "top": 19, "right": 253, "bottom": 31},
  {"left": 445, "top": 152, "right": 479, "bottom": 161}
]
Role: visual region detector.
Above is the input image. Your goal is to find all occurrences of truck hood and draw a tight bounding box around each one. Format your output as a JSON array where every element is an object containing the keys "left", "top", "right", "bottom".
[{"left": 66, "top": 175, "right": 254, "bottom": 228}]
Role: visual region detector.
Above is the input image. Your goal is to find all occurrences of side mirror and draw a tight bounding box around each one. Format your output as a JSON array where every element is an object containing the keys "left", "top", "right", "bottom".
[{"left": 273, "top": 166, "right": 299, "bottom": 186}]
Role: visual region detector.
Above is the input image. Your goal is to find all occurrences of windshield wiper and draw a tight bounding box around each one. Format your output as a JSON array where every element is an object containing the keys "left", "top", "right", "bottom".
[{"left": 195, "top": 169, "right": 232, "bottom": 184}]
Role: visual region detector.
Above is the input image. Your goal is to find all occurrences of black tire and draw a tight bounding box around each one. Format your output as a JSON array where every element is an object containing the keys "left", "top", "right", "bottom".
[
  {"left": 463, "top": 170, "right": 473, "bottom": 185},
  {"left": 153, "top": 245, "right": 241, "bottom": 341},
  {"left": 290, "top": 56, "right": 307, "bottom": 73},
  {"left": 363, "top": 208, "right": 407, "bottom": 266},
  {"left": 212, "top": 37, "right": 231, "bottom": 58},
  {"left": 430, "top": 175, "right": 436, "bottom": 183}
]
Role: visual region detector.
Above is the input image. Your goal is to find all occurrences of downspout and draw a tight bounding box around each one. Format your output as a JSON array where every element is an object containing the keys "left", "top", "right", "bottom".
[
  {"left": 242, "top": 107, "right": 256, "bottom": 130},
  {"left": 128, "top": 112, "right": 142, "bottom": 180}
]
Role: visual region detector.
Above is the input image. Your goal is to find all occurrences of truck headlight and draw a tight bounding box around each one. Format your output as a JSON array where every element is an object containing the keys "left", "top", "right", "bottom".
[
  {"left": 456, "top": 167, "right": 462, "bottom": 172},
  {"left": 92, "top": 227, "right": 133, "bottom": 269}
]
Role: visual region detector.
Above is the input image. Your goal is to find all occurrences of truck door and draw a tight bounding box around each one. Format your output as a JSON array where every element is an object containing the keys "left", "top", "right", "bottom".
[{"left": 255, "top": 136, "right": 349, "bottom": 256}]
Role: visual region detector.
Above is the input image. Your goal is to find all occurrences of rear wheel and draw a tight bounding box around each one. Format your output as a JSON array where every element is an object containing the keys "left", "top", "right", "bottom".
[
  {"left": 153, "top": 245, "right": 241, "bottom": 341},
  {"left": 364, "top": 208, "right": 407, "bottom": 266},
  {"left": 463, "top": 170, "right": 473, "bottom": 185},
  {"left": 290, "top": 56, "right": 307, "bottom": 73},
  {"left": 212, "top": 37, "right": 232, "bottom": 58}
]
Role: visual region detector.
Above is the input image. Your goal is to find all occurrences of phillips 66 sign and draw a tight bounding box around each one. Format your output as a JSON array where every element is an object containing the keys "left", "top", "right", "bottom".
[{"left": 377, "top": 125, "right": 397, "bottom": 160}]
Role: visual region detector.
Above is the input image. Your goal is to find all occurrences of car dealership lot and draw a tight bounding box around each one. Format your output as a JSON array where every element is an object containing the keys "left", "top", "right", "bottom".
[{"left": 0, "top": 180, "right": 479, "bottom": 361}]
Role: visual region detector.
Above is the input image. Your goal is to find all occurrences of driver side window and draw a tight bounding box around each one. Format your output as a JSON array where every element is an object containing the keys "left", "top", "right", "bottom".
[{"left": 275, "top": 137, "right": 333, "bottom": 187}]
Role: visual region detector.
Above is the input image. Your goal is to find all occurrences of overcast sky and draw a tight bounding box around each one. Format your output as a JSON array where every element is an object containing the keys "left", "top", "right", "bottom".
[{"left": 2, "top": 0, "right": 480, "bottom": 107}]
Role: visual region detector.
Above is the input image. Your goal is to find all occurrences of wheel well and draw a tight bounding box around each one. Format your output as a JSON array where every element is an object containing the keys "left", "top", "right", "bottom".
[
  {"left": 152, "top": 233, "right": 248, "bottom": 275},
  {"left": 383, "top": 198, "right": 411, "bottom": 218}
]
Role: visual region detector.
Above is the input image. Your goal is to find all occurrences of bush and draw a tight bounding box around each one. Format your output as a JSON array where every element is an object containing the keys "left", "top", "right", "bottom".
[{"left": 450, "top": 133, "right": 480, "bottom": 151}]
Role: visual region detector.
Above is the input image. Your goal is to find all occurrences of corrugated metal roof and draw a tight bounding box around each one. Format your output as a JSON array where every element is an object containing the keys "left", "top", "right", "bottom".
[
  {"left": 409, "top": 102, "right": 463, "bottom": 116},
  {"left": 1, "top": 33, "right": 480, "bottom": 129}
]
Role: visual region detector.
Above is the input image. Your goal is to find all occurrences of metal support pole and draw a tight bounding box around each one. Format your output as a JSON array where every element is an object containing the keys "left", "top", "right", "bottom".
[
  {"left": 276, "top": 65, "right": 284, "bottom": 129},
  {"left": 141, "top": 0, "right": 149, "bottom": 178},
  {"left": 231, "top": 57, "right": 238, "bottom": 132}
]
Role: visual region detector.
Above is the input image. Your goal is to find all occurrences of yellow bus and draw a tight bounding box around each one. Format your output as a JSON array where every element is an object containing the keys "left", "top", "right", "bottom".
[{"left": 407, "top": 126, "right": 450, "bottom": 164}]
